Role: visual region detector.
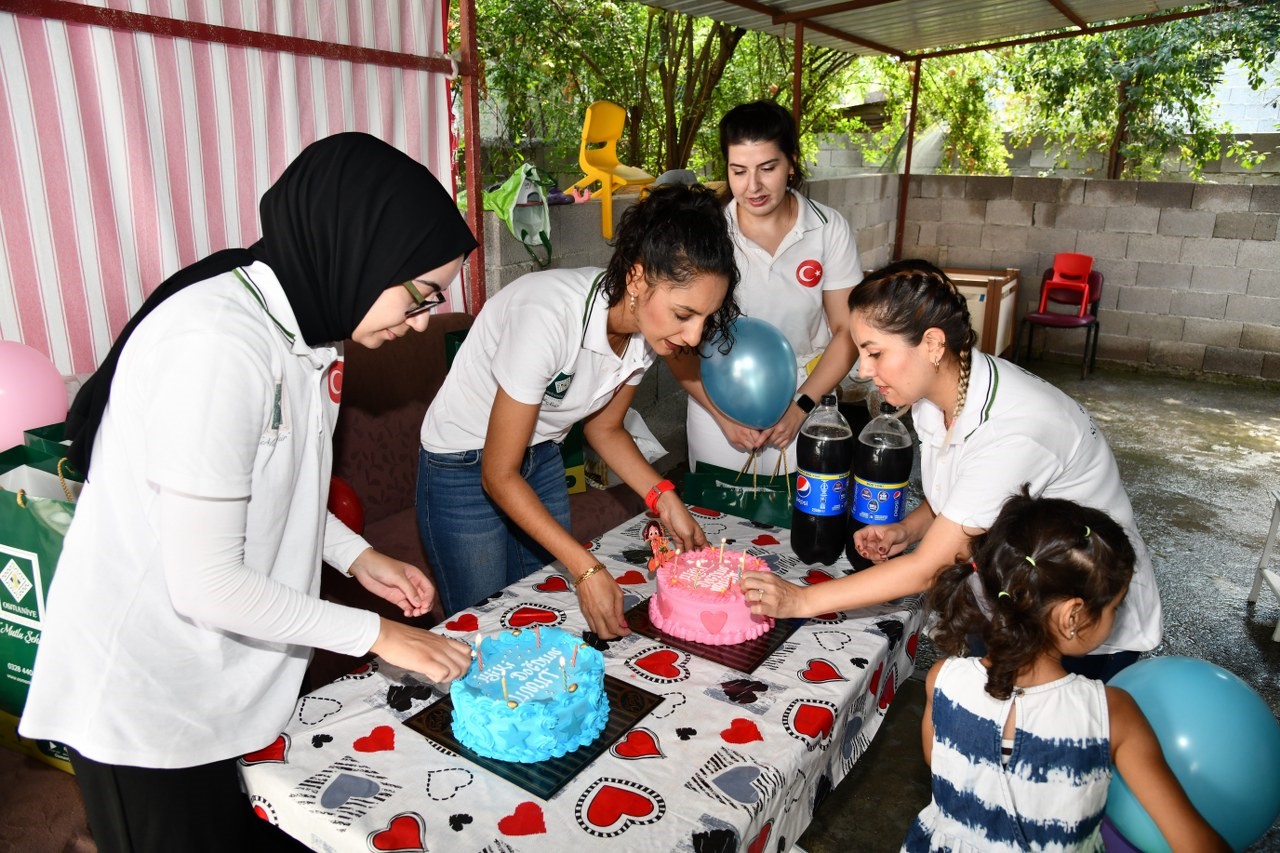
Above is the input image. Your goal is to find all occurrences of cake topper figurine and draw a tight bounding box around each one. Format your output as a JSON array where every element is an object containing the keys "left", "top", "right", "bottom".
[{"left": 642, "top": 519, "right": 676, "bottom": 572}]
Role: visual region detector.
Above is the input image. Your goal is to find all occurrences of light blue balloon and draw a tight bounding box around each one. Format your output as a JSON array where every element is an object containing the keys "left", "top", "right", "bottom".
[
  {"left": 1105, "top": 656, "right": 1280, "bottom": 852},
  {"left": 701, "top": 316, "right": 797, "bottom": 430}
]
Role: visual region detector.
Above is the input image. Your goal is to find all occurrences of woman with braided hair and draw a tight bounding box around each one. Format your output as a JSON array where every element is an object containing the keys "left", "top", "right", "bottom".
[{"left": 740, "top": 259, "right": 1162, "bottom": 681}]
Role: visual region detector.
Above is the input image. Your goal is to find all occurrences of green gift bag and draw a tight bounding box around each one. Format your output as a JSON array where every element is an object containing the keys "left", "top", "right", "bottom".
[
  {"left": 0, "top": 446, "right": 81, "bottom": 773},
  {"left": 23, "top": 422, "right": 72, "bottom": 460},
  {"left": 0, "top": 447, "right": 81, "bottom": 715},
  {"left": 682, "top": 462, "right": 796, "bottom": 529}
]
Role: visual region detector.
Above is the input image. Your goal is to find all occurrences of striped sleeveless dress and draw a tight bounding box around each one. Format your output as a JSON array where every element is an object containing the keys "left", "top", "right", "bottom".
[{"left": 902, "top": 657, "right": 1111, "bottom": 852}]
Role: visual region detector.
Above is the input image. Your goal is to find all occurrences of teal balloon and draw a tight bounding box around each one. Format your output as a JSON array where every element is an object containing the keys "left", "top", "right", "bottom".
[
  {"left": 1105, "top": 656, "right": 1280, "bottom": 852},
  {"left": 701, "top": 316, "right": 797, "bottom": 429}
]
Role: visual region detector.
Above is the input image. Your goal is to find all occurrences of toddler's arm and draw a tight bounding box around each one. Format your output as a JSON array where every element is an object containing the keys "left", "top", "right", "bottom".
[{"left": 1107, "top": 686, "right": 1228, "bottom": 853}]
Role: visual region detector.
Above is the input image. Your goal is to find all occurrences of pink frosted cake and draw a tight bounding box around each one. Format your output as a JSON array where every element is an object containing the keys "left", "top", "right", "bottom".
[{"left": 649, "top": 548, "right": 775, "bottom": 645}]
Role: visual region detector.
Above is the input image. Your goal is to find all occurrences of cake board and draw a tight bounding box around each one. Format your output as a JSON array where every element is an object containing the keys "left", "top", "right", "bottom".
[
  {"left": 404, "top": 675, "right": 663, "bottom": 801},
  {"left": 625, "top": 598, "right": 806, "bottom": 674}
]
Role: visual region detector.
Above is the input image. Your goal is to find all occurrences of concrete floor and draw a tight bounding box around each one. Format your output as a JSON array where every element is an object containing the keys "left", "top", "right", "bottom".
[{"left": 635, "top": 356, "right": 1280, "bottom": 852}]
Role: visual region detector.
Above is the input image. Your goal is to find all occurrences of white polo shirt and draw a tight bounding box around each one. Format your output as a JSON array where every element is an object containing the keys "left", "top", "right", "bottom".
[
  {"left": 422, "top": 268, "right": 653, "bottom": 452},
  {"left": 913, "top": 352, "right": 1162, "bottom": 654},
  {"left": 21, "top": 263, "right": 379, "bottom": 768},
  {"left": 726, "top": 190, "right": 863, "bottom": 362}
]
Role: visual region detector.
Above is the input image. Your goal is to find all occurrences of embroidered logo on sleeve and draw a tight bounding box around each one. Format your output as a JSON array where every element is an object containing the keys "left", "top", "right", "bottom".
[{"left": 542, "top": 371, "right": 574, "bottom": 408}]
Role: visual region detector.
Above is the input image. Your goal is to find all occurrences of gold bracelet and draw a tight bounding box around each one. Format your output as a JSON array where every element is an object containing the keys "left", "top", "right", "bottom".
[{"left": 573, "top": 563, "right": 607, "bottom": 589}]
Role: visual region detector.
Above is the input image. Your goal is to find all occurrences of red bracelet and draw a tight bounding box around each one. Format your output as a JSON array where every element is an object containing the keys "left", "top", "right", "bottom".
[{"left": 645, "top": 479, "right": 675, "bottom": 513}]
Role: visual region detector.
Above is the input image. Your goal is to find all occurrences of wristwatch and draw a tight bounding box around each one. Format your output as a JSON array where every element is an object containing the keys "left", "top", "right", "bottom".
[{"left": 794, "top": 394, "right": 816, "bottom": 414}]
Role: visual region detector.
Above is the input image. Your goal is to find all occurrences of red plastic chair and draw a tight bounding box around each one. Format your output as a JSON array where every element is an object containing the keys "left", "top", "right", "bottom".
[{"left": 1017, "top": 253, "right": 1103, "bottom": 379}]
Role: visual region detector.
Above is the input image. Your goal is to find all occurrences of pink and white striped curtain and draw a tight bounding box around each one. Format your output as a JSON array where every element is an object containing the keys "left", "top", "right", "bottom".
[{"left": 1, "top": 0, "right": 455, "bottom": 375}]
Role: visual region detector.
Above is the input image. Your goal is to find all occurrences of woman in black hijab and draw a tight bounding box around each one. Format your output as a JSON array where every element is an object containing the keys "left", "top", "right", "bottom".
[{"left": 21, "top": 133, "right": 477, "bottom": 852}]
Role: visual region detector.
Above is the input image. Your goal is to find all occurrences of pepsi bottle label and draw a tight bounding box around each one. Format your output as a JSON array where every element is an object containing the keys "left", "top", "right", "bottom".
[
  {"left": 795, "top": 470, "right": 850, "bottom": 517},
  {"left": 852, "top": 476, "right": 908, "bottom": 525}
]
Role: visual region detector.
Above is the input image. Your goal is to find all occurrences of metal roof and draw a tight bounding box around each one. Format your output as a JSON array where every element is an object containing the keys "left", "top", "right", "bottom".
[{"left": 634, "top": 0, "right": 1215, "bottom": 58}]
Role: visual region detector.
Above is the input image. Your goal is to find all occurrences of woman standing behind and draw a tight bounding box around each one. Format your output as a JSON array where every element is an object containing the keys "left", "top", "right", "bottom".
[
  {"left": 672, "top": 100, "right": 863, "bottom": 473},
  {"left": 418, "top": 184, "right": 739, "bottom": 639},
  {"left": 21, "top": 133, "right": 477, "bottom": 851},
  {"left": 741, "top": 260, "right": 1161, "bottom": 681}
]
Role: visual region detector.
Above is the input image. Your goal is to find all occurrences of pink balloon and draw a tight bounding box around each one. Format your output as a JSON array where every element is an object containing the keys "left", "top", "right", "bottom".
[{"left": 0, "top": 341, "right": 69, "bottom": 452}]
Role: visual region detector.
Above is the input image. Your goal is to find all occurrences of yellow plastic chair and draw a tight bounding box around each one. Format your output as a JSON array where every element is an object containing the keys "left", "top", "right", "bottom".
[{"left": 569, "top": 100, "right": 653, "bottom": 239}]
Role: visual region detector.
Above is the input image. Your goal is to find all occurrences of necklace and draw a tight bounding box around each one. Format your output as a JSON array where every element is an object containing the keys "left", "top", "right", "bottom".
[{"left": 609, "top": 334, "right": 629, "bottom": 358}]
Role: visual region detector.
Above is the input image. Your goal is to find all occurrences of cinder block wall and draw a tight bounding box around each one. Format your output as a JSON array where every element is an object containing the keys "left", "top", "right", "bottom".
[{"left": 900, "top": 175, "right": 1280, "bottom": 380}]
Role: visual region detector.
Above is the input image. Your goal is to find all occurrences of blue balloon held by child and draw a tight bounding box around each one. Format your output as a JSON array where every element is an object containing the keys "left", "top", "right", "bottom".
[
  {"left": 701, "top": 316, "right": 797, "bottom": 430},
  {"left": 1106, "top": 656, "right": 1280, "bottom": 852}
]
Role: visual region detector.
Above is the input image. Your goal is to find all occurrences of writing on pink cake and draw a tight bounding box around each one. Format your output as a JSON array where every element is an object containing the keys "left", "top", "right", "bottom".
[{"left": 674, "top": 561, "right": 739, "bottom": 594}]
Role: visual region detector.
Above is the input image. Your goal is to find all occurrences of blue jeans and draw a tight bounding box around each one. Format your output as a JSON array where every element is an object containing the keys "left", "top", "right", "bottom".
[{"left": 417, "top": 442, "right": 570, "bottom": 615}]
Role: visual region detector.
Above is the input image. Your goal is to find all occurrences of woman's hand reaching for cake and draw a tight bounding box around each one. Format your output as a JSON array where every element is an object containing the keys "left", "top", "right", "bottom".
[
  {"left": 371, "top": 619, "right": 474, "bottom": 683},
  {"left": 349, "top": 548, "right": 436, "bottom": 618},
  {"left": 739, "top": 572, "right": 811, "bottom": 619},
  {"left": 576, "top": 566, "right": 632, "bottom": 641},
  {"left": 656, "top": 491, "right": 708, "bottom": 552}
]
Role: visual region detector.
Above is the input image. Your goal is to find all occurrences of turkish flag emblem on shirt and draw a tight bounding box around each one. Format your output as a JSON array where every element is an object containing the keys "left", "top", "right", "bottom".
[
  {"left": 326, "top": 360, "right": 343, "bottom": 404},
  {"left": 796, "top": 259, "right": 823, "bottom": 287}
]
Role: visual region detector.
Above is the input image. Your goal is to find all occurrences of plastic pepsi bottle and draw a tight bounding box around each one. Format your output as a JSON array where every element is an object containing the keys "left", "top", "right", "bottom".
[
  {"left": 791, "top": 394, "right": 853, "bottom": 565},
  {"left": 846, "top": 403, "right": 913, "bottom": 570}
]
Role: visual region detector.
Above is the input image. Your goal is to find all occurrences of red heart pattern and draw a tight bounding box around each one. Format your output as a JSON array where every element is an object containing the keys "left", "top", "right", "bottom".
[
  {"left": 534, "top": 575, "right": 570, "bottom": 593},
  {"left": 616, "top": 570, "right": 646, "bottom": 585},
  {"left": 907, "top": 630, "right": 920, "bottom": 660},
  {"left": 445, "top": 613, "right": 478, "bottom": 632},
  {"left": 799, "top": 659, "right": 845, "bottom": 683},
  {"left": 747, "top": 820, "right": 773, "bottom": 853},
  {"left": 784, "top": 699, "right": 837, "bottom": 747},
  {"left": 506, "top": 606, "right": 562, "bottom": 628},
  {"left": 751, "top": 534, "right": 779, "bottom": 546},
  {"left": 626, "top": 648, "right": 690, "bottom": 683},
  {"left": 869, "top": 662, "right": 883, "bottom": 696},
  {"left": 241, "top": 734, "right": 288, "bottom": 765},
  {"left": 689, "top": 506, "right": 724, "bottom": 518},
  {"left": 368, "top": 813, "right": 427, "bottom": 852},
  {"left": 803, "top": 569, "right": 834, "bottom": 584},
  {"left": 721, "top": 718, "right": 763, "bottom": 744},
  {"left": 879, "top": 669, "right": 898, "bottom": 710},
  {"left": 354, "top": 725, "right": 396, "bottom": 753},
  {"left": 498, "top": 801, "right": 546, "bottom": 836},
  {"left": 611, "top": 727, "right": 663, "bottom": 760},
  {"left": 577, "top": 778, "right": 664, "bottom": 837}
]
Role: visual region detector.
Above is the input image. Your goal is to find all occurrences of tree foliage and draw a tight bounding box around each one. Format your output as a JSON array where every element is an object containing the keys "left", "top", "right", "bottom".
[{"left": 1005, "top": 4, "right": 1280, "bottom": 180}]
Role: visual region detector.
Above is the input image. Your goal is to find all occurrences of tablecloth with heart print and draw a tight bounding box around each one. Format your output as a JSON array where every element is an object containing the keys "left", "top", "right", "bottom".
[{"left": 238, "top": 505, "right": 925, "bottom": 852}]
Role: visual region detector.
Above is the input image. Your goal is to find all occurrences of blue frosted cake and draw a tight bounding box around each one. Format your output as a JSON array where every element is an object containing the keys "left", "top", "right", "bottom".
[{"left": 450, "top": 626, "right": 609, "bottom": 763}]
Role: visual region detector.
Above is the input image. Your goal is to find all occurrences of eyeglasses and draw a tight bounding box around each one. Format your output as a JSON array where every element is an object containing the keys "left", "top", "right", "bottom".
[{"left": 402, "top": 279, "right": 446, "bottom": 319}]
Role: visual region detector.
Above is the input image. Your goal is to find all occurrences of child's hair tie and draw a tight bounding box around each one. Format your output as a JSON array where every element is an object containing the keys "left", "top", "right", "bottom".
[
  {"left": 998, "top": 591, "right": 1012, "bottom": 600},
  {"left": 1024, "top": 555, "right": 1036, "bottom": 567},
  {"left": 969, "top": 559, "right": 979, "bottom": 573},
  {"left": 1084, "top": 525, "right": 1091, "bottom": 538}
]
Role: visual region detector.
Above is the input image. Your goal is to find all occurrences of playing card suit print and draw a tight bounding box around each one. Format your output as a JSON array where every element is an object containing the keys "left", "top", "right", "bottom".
[
  {"left": 575, "top": 777, "right": 665, "bottom": 838},
  {"left": 503, "top": 605, "right": 564, "bottom": 628},
  {"left": 249, "top": 795, "right": 276, "bottom": 825},
  {"left": 878, "top": 666, "right": 898, "bottom": 710},
  {"left": 811, "top": 612, "right": 843, "bottom": 623},
  {"left": 445, "top": 613, "right": 479, "bottom": 632},
  {"left": 747, "top": 820, "right": 773, "bottom": 853},
  {"left": 799, "top": 659, "right": 846, "bottom": 684},
  {"left": 297, "top": 696, "right": 341, "bottom": 725},
  {"left": 335, "top": 660, "right": 377, "bottom": 682},
  {"left": 448, "top": 813, "right": 473, "bottom": 831},
  {"left": 367, "top": 812, "right": 426, "bottom": 853},
  {"left": 354, "top": 725, "right": 395, "bottom": 753},
  {"left": 841, "top": 713, "right": 865, "bottom": 760},
  {"left": 722, "top": 678, "right": 768, "bottom": 704},
  {"left": 712, "top": 764, "right": 762, "bottom": 804},
  {"left": 869, "top": 662, "right": 883, "bottom": 696},
  {"left": 626, "top": 647, "right": 691, "bottom": 683},
  {"left": 874, "top": 618, "right": 904, "bottom": 649},
  {"left": 907, "top": 630, "right": 920, "bottom": 661},
  {"left": 676, "top": 727, "right": 697, "bottom": 741},
  {"left": 534, "top": 575, "right": 570, "bottom": 593},
  {"left": 240, "top": 734, "right": 288, "bottom": 765},
  {"left": 582, "top": 631, "right": 614, "bottom": 651},
  {"left": 652, "top": 691, "right": 686, "bottom": 718},
  {"left": 387, "top": 683, "right": 434, "bottom": 712},
  {"left": 320, "top": 773, "right": 380, "bottom": 809},
  {"left": 721, "top": 718, "right": 763, "bottom": 744},
  {"left": 426, "top": 768, "right": 474, "bottom": 800},
  {"left": 311, "top": 734, "right": 333, "bottom": 748},
  {"left": 692, "top": 827, "right": 738, "bottom": 851},
  {"left": 615, "top": 570, "right": 647, "bottom": 585},
  {"left": 802, "top": 569, "right": 835, "bottom": 585},
  {"left": 813, "top": 631, "right": 852, "bottom": 652},
  {"left": 751, "top": 534, "right": 779, "bottom": 546},
  {"left": 782, "top": 699, "right": 837, "bottom": 749},
  {"left": 611, "top": 727, "right": 664, "bottom": 759},
  {"left": 689, "top": 506, "right": 725, "bottom": 519},
  {"left": 498, "top": 801, "right": 546, "bottom": 836}
]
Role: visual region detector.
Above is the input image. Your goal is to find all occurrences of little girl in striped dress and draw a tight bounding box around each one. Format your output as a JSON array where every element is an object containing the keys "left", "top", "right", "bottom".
[{"left": 902, "top": 488, "right": 1226, "bottom": 852}]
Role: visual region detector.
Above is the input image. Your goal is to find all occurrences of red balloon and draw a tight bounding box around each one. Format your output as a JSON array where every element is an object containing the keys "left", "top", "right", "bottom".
[{"left": 327, "top": 476, "right": 364, "bottom": 534}]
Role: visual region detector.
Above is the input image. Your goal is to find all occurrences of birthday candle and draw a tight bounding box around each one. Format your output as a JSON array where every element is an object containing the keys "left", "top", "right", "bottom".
[
  {"left": 474, "top": 632, "right": 484, "bottom": 671},
  {"left": 719, "top": 538, "right": 727, "bottom": 567},
  {"left": 560, "top": 654, "right": 569, "bottom": 691},
  {"left": 738, "top": 553, "right": 746, "bottom": 582},
  {"left": 501, "top": 672, "right": 509, "bottom": 702},
  {"left": 571, "top": 643, "right": 580, "bottom": 667},
  {"left": 534, "top": 625, "right": 541, "bottom": 648}
]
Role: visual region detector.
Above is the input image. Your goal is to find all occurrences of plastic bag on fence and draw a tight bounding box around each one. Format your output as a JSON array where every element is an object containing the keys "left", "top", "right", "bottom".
[
  {"left": 682, "top": 461, "right": 795, "bottom": 529},
  {"left": 483, "top": 163, "right": 555, "bottom": 268}
]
